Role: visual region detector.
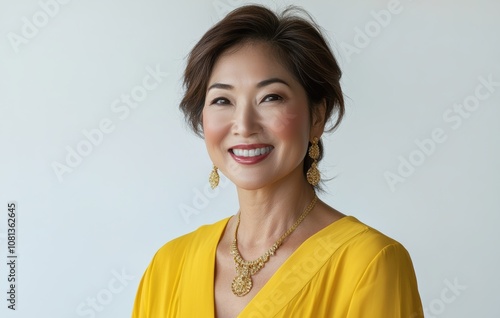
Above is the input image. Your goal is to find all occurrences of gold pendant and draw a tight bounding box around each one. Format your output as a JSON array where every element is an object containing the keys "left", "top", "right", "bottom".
[{"left": 231, "top": 274, "right": 253, "bottom": 297}]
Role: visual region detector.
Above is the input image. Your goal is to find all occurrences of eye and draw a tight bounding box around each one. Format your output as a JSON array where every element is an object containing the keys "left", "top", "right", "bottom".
[
  {"left": 210, "top": 97, "right": 231, "bottom": 105},
  {"left": 261, "top": 94, "right": 283, "bottom": 103}
]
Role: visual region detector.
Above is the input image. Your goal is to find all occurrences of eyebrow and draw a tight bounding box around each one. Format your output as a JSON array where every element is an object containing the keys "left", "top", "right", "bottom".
[
  {"left": 207, "top": 77, "right": 290, "bottom": 92},
  {"left": 257, "top": 77, "right": 290, "bottom": 88}
]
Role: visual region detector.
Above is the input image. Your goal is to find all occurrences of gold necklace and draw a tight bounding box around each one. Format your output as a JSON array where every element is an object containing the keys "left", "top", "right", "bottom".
[{"left": 230, "top": 194, "right": 318, "bottom": 297}]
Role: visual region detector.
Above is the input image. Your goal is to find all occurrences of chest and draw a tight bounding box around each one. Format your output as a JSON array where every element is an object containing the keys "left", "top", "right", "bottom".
[{"left": 213, "top": 242, "right": 293, "bottom": 318}]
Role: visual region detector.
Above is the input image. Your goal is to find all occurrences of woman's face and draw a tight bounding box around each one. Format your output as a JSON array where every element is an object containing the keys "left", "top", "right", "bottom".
[{"left": 202, "top": 42, "right": 323, "bottom": 190}]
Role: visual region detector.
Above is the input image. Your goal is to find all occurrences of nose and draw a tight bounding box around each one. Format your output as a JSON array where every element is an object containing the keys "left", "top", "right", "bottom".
[{"left": 231, "top": 100, "right": 261, "bottom": 137}]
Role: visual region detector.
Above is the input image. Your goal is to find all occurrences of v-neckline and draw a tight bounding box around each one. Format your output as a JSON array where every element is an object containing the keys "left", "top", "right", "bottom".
[{"left": 206, "top": 215, "right": 356, "bottom": 317}]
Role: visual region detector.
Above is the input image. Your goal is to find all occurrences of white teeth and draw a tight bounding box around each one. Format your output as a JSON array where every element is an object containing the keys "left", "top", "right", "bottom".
[{"left": 232, "top": 146, "right": 272, "bottom": 157}]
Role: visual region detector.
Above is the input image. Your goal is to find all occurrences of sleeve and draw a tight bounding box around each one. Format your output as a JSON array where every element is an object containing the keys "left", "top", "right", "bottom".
[
  {"left": 131, "top": 254, "right": 156, "bottom": 318},
  {"left": 346, "top": 243, "right": 424, "bottom": 318}
]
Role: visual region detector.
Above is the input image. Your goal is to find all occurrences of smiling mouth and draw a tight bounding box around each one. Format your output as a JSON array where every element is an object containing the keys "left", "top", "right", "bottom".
[{"left": 230, "top": 146, "right": 273, "bottom": 158}]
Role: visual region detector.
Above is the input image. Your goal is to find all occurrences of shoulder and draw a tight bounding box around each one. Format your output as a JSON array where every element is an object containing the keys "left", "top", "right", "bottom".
[
  {"left": 317, "top": 216, "right": 421, "bottom": 295},
  {"left": 323, "top": 218, "right": 423, "bottom": 316},
  {"left": 151, "top": 217, "right": 231, "bottom": 267},
  {"left": 321, "top": 216, "right": 414, "bottom": 269},
  {"left": 137, "top": 217, "right": 230, "bottom": 290},
  {"left": 132, "top": 217, "right": 232, "bottom": 316}
]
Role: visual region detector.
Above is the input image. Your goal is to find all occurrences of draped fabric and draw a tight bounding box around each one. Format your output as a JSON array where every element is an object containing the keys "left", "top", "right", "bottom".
[{"left": 132, "top": 216, "right": 423, "bottom": 317}]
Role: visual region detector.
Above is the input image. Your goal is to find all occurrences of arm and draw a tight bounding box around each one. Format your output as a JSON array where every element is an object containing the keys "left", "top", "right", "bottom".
[
  {"left": 131, "top": 256, "right": 155, "bottom": 318},
  {"left": 346, "top": 243, "right": 424, "bottom": 318}
]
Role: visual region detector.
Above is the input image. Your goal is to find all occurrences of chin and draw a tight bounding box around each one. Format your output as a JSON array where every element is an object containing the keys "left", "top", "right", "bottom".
[{"left": 230, "top": 178, "right": 273, "bottom": 191}]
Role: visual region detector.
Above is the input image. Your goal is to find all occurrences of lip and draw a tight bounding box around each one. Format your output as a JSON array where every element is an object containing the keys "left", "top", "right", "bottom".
[{"left": 229, "top": 144, "right": 273, "bottom": 165}]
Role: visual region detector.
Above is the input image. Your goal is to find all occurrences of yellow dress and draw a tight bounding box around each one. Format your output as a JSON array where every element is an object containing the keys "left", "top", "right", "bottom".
[{"left": 132, "top": 216, "right": 423, "bottom": 317}]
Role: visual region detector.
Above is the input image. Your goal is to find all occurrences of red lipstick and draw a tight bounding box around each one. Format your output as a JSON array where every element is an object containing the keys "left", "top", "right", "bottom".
[{"left": 229, "top": 144, "right": 273, "bottom": 165}]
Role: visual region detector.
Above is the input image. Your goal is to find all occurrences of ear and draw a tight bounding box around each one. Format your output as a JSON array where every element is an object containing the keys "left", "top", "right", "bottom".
[{"left": 310, "top": 98, "right": 327, "bottom": 139}]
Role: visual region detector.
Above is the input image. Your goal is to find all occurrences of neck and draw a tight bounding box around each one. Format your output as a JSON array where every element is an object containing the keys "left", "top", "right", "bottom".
[{"left": 234, "top": 175, "right": 316, "bottom": 249}]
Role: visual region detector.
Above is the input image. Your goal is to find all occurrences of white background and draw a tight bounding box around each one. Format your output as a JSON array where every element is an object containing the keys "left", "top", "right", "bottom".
[{"left": 1, "top": 0, "right": 499, "bottom": 317}]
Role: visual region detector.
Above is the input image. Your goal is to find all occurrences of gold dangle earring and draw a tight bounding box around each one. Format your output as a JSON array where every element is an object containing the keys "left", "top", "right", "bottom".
[
  {"left": 306, "top": 137, "right": 320, "bottom": 186},
  {"left": 209, "top": 164, "right": 220, "bottom": 189}
]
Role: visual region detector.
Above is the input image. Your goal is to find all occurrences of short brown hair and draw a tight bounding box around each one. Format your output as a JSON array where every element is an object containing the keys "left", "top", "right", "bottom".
[{"left": 179, "top": 5, "right": 345, "bottom": 187}]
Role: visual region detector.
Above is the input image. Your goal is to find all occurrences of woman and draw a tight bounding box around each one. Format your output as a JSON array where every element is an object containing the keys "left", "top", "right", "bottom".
[{"left": 132, "top": 5, "right": 423, "bottom": 318}]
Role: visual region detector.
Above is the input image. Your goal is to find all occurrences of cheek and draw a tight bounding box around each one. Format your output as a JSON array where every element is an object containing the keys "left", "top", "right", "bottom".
[
  {"left": 266, "top": 106, "right": 310, "bottom": 141},
  {"left": 202, "top": 109, "right": 229, "bottom": 146}
]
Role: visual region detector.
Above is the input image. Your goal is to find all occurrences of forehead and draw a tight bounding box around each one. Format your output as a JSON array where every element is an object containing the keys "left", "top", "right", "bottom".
[{"left": 208, "top": 41, "right": 295, "bottom": 85}]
